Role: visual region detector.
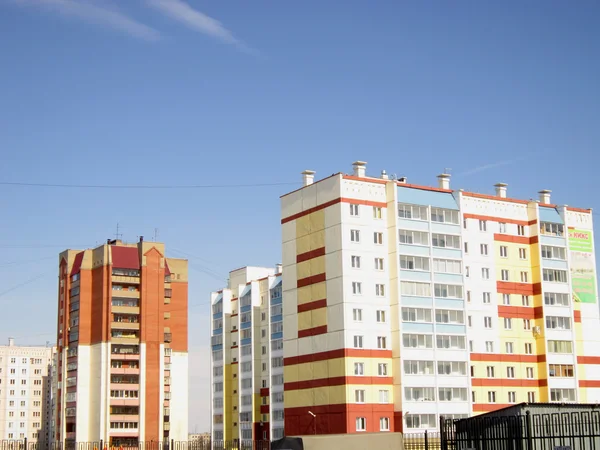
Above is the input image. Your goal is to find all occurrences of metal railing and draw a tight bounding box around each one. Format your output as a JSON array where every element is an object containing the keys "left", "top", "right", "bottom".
[{"left": 0, "top": 441, "right": 270, "bottom": 450}]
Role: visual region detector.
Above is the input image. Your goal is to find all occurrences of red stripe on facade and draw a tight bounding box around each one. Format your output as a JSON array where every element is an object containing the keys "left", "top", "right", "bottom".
[
  {"left": 579, "top": 380, "right": 600, "bottom": 388},
  {"left": 260, "top": 388, "right": 269, "bottom": 397},
  {"left": 463, "top": 192, "right": 529, "bottom": 204},
  {"left": 470, "top": 353, "right": 545, "bottom": 363},
  {"left": 398, "top": 182, "right": 452, "bottom": 193},
  {"left": 296, "top": 247, "right": 326, "bottom": 263},
  {"left": 281, "top": 197, "right": 387, "bottom": 224},
  {"left": 463, "top": 214, "right": 536, "bottom": 226},
  {"left": 340, "top": 198, "right": 388, "bottom": 208},
  {"left": 496, "top": 281, "right": 542, "bottom": 296},
  {"left": 567, "top": 206, "right": 592, "bottom": 213},
  {"left": 473, "top": 403, "right": 512, "bottom": 413},
  {"left": 284, "top": 348, "right": 393, "bottom": 366},
  {"left": 497, "top": 306, "right": 535, "bottom": 319},
  {"left": 471, "top": 378, "right": 547, "bottom": 387},
  {"left": 574, "top": 310, "right": 582, "bottom": 323},
  {"left": 297, "top": 272, "right": 327, "bottom": 288},
  {"left": 578, "top": 356, "right": 600, "bottom": 365},
  {"left": 260, "top": 405, "right": 269, "bottom": 414},
  {"left": 285, "top": 376, "right": 394, "bottom": 391},
  {"left": 297, "top": 299, "right": 327, "bottom": 313},
  {"left": 494, "top": 233, "right": 539, "bottom": 245},
  {"left": 298, "top": 325, "right": 328, "bottom": 338}
]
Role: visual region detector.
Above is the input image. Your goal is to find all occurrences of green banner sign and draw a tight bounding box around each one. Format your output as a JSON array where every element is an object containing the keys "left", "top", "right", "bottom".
[{"left": 568, "top": 228, "right": 596, "bottom": 304}]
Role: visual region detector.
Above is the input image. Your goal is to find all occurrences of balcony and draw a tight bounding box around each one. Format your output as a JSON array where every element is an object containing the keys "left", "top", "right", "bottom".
[
  {"left": 112, "top": 275, "right": 140, "bottom": 285},
  {"left": 110, "top": 383, "right": 139, "bottom": 391},
  {"left": 112, "top": 289, "right": 140, "bottom": 299},
  {"left": 164, "top": 289, "right": 172, "bottom": 298},
  {"left": 112, "top": 336, "right": 140, "bottom": 345},
  {"left": 164, "top": 333, "right": 172, "bottom": 343},
  {"left": 111, "top": 321, "right": 140, "bottom": 331},
  {"left": 111, "top": 352, "right": 140, "bottom": 361},
  {"left": 111, "top": 367, "right": 140, "bottom": 375},
  {"left": 110, "top": 397, "right": 140, "bottom": 406}
]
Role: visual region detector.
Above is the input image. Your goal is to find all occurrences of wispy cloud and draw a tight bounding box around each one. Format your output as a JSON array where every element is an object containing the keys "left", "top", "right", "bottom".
[
  {"left": 13, "top": 0, "right": 161, "bottom": 41},
  {"left": 459, "top": 159, "right": 523, "bottom": 176},
  {"left": 147, "top": 0, "right": 255, "bottom": 53}
]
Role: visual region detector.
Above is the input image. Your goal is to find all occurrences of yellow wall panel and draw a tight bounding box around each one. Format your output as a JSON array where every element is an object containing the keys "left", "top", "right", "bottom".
[
  {"left": 309, "top": 210, "right": 325, "bottom": 232},
  {"left": 297, "top": 310, "right": 313, "bottom": 330},
  {"left": 311, "top": 308, "right": 327, "bottom": 328},
  {"left": 296, "top": 215, "right": 311, "bottom": 238},
  {"left": 296, "top": 235, "right": 311, "bottom": 255},
  {"left": 310, "top": 282, "right": 327, "bottom": 301},
  {"left": 309, "top": 231, "right": 325, "bottom": 250},
  {"left": 285, "top": 386, "right": 347, "bottom": 408}
]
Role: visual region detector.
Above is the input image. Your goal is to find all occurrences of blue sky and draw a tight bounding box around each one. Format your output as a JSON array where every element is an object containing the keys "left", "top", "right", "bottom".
[{"left": 1, "top": 0, "right": 599, "bottom": 433}]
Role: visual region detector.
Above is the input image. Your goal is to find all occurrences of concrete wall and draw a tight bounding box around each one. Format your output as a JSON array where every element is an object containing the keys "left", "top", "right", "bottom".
[{"left": 298, "top": 432, "right": 404, "bottom": 450}]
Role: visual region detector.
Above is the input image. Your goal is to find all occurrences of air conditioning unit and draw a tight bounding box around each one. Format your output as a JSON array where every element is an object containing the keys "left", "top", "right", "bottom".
[{"left": 533, "top": 326, "right": 541, "bottom": 335}]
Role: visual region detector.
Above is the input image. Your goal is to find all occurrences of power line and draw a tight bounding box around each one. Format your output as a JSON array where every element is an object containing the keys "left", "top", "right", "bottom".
[
  {"left": 0, "top": 181, "right": 299, "bottom": 189},
  {"left": 0, "top": 271, "right": 53, "bottom": 298},
  {"left": 0, "top": 255, "right": 56, "bottom": 267}
]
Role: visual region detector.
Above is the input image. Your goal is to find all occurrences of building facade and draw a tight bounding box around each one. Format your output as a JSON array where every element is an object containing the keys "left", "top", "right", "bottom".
[
  {"left": 210, "top": 266, "right": 284, "bottom": 444},
  {"left": 278, "top": 161, "right": 600, "bottom": 435},
  {"left": 0, "top": 339, "right": 54, "bottom": 443},
  {"left": 55, "top": 238, "right": 188, "bottom": 445}
]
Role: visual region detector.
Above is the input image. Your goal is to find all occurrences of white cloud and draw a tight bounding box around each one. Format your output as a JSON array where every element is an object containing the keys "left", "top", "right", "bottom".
[
  {"left": 13, "top": 0, "right": 161, "bottom": 41},
  {"left": 147, "top": 0, "right": 255, "bottom": 53},
  {"left": 459, "top": 159, "right": 521, "bottom": 176}
]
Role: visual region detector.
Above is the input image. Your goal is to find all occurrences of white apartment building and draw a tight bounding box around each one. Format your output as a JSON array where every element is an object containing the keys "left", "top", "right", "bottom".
[{"left": 0, "top": 338, "right": 54, "bottom": 442}]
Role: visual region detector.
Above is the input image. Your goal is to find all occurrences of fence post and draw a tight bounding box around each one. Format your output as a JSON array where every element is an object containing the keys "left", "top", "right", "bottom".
[
  {"left": 439, "top": 415, "right": 446, "bottom": 450},
  {"left": 525, "top": 411, "right": 533, "bottom": 450},
  {"left": 100, "top": 440, "right": 103, "bottom": 450},
  {"left": 424, "top": 429, "right": 429, "bottom": 450},
  {"left": 24, "top": 437, "right": 28, "bottom": 450}
]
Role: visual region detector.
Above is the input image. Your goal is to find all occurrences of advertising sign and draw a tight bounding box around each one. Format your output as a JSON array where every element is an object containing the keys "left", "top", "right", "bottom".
[{"left": 568, "top": 228, "right": 597, "bottom": 304}]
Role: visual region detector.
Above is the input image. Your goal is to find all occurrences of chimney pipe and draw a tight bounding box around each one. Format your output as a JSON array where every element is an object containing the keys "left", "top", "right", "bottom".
[
  {"left": 8, "top": 337, "right": 14, "bottom": 347},
  {"left": 495, "top": 183, "right": 508, "bottom": 198},
  {"left": 539, "top": 190, "right": 552, "bottom": 204},
  {"left": 302, "top": 170, "right": 316, "bottom": 187},
  {"left": 381, "top": 170, "right": 389, "bottom": 180},
  {"left": 276, "top": 263, "right": 282, "bottom": 274},
  {"left": 352, "top": 161, "right": 367, "bottom": 178},
  {"left": 140, "top": 236, "right": 144, "bottom": 242},
  {"left": 437, "top": 173, "right": 451, "bottom": 190}
]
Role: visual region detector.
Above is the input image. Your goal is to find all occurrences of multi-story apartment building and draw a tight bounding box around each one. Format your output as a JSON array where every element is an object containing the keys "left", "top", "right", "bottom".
[
  {"left": 0, "top": 338, "right": 54, "bottom": 443},
  {"left": 210, "top": 266, "right": 284, "bottom": 444},
  {"left": 55, "top": 238, "right": 188, "bottom": 445},
  {"left": 277, "top": 161, "right": 600, "bottom": 435}
]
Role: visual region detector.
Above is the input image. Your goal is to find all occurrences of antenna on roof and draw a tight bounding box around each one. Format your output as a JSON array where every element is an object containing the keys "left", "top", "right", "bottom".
[
  {"left": 444, "top": 167, "right": 452, "bottom": 174},
  {"left": 153, "top": 228, "right": 159, "bottom": 242},
  {"left": 114, "top": 223, "right": 123, "bottom": 241}
]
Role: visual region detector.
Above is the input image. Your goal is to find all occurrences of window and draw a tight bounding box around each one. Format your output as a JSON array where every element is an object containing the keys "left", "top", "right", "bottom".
[
  {"left": 353, "top": 336, "right": 364, "bottom": 348},
  {"left": 431, "top": 208, "right": 459, "bottom": 224},
  {"left": 402, "top": 307, "right": 432, "bottom": 323},
  {"left": 350, "top": 204, "right": 359, "bottom": 216},
  {"left": 488, "top": 391, "right": 496, "bottom": 403},
  {"left": 401, "top": 281, "right": 432, "bottom": 297},
  {"left": 468, "top": 315, "right": 472, "bottom": 327},
  {"left": 398, "top": 229, "right": 429, "bottom": 246},
  {"left": 523, "top": 319, "right": 531, "bottom": 330},
  {"left": 484, "top": 317, "right": 492, "bottom": 328},
  {"left": 542, "top": 245, "right": 567, "bottom": 260},
  {"left": 437, "top": 361, "right": 467, "bottom": 376},
  {"left": 472, "top": 391, "right": 476, "bottom": 403},
  {"left": 261, "top": 329, "right": 266, "bottom": 338},
  {"left": 465, "top": 266, "right": 470, "bottom": 277},
  {"left": 373, "top": 206, "right": 383, "bottom": 219},
  {"left": 378, "top": 363, "right": 388, "bottom": 376},
  {"left": 432, "top": 258, "right": 461, "bottom": 274},
  {"left": 524, "top": 343, "right": 533, "bottom": 354},
  {"left": 503, "top": 294, "right": 511, "bottom": 305},
  {"left": 374, "top": 258, "right": 384, "bottom": 270},
  {"left": 526, "top": 367, "right": 534, "bottom": 379},
  {"left": 353, "top": 309, "right": 362, "bottom": 321},
  {"left": 549, "top": 364, "right": 574, "bottom": 378},
  {"left": 481, "top": 268, "right": 490, "bottom": 279},
  {"left": 272, "top": 356, "right": 284, "bottom": 368},
  {"left": 546, "top": 316, "right": 571, "bottom": 330},
  {"left": 517, "top": 225, "right": 525, "bottom": 236},
  {"left": 545, "top": 292, "right": 570, "bottom": 306},
  {"left": 508, "top": 391, "right": 516, "bottom": 403},
  {"left": 400, "top": 255, "right": 430, "bottom": 271},
  {"left": 528, "top": 392, "right": 536, "bottom": 403},
  {"left": 519, "top": 248, "right": 527, "bottom": 259},
  {"left": 351, "top": 255, "right": 361, "bottom": 268},
  {"left": 504, "top": 318, "right": 512, "bottom": 330},
  {"left": 500, "top": 246, "right": 508, "bottom": 257},
  {"left": 354, "top": 389, "right": 365, "bottom": 403},
  {"left": 405, "top": 414, "right": 437, "bottom": 429},
  {"left": 376, "top": 310, "right": 386, "bottom": 323},
  {"left": 352, "top": 282, "right": 362, "bottom": 295},
  {"left": 507, "top": 367, "right": 515, "bottom": 378},
  {"left": 499, "top": 222, "right": 507, "bottom": 233},
  {"left": 439, "top": 387, "right": 468, "bottom": 402},
  {"left": 520, "top": 271, "right": 529, "bottom": 282},
  {"left": 547, "top": 340, "right": 573, "bottom": 353},
  {"left": 485, "top": 341, "right": 494, "bottom": 353},
  {"left": 404, "top": 387, "right": 436, "bottom": 401},
  {"left": 467, "top": 291, "right": 471, "bottom": 302},
  {"left": 480, "top": 243, "right": 488, "bottom": 255},
  {"left": 375, "top": 284, "right": 386, "bottom": 296},
  {"left": 436, "top": 335, "right": 466, "bottom": 350},
  {"left": 550, "top": 389, "right": 576, "bottom": 402},
  {"left": 464, "top": 242, "right": 469, "bottom": 253},
  {"left": 377, "top": 336, "right": 387, "bottom": 349},
  {"left": 355, "top": 417, "right": 366, "bottom": 432},
  {"left": 501, "top": 270, "right": 510, "bottom": 281},
  {"left": 482, "top": 292, "right": 491, "bottom": 303},
  {"left": 487, "top": 366, "right": 495, "bottom": 378},
  {"left": 505, "top": 342, "right": 514, "bottom": 354},
  {"left": 479, "top": 220, "right": 487, "bottom": 231},
  {"left": 522, "top": 295, "right": 530, "bottom": 306},
  {"left": 354, "top": 362, "right": 364, "bottom": 376},
  {"left": 432, "top": 233, "right": 461, "bottom": 249},
  {"left": 540, "top": 222, "right": 564, "bottom": 237},
  {"left": 374, "top": 232, "right": 383, "bottom": 244},
  {"left": 403, "top": 334, "right": 434, "bottom": 349},
  {"left": 403, "top": 360, "right": 434, "bottom": 375},
  {"left": 434, "top": 284, "right": 463, "bottom": 299},
  {"left": 398, "top": 204, "right": 428, "bottom": 220},
  {"left": 351, "top": 229, "right": 360, "bottom": 242},
  {"left": 380, "top": 417, "right": 390, "bottom": 431},
  {"left": 435, "top": 309, "right": 465, "bottom": 324}
]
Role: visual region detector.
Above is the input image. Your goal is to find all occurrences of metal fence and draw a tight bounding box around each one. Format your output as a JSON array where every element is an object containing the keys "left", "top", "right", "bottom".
[
  {"left": 403, "top": 431, "right": 442, "bottom": 450},
  {"left": 441, "top": 410, "right": 600, "bottom": 450},
  {"left": 0, "top": 441, "right": 270, "bottom": 450}
]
